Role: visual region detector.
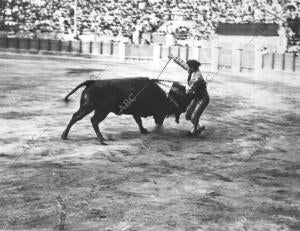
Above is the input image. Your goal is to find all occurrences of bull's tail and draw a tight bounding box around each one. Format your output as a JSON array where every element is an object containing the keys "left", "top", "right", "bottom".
[{"left": 64, "top": 80, "right": 95, "bottom": 102}]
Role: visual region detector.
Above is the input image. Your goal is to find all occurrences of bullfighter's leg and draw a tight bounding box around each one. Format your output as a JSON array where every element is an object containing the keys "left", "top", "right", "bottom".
[
  {"left": 185, "top": 98, "right": 197, "bottom": 121},
  {"left": 189, "top": 93, "right": 209, "bottom": 135},
  {"left": 61, "top": 106, "right": 93, "bottom": 140},
  {"left": 91, "top": 110, "right": 109, "bottom": 144},
  {"left": 189, "top": 101, "right": 206, "bottom": 136},
  {"left": 133, "top": 115, "right": 149, "bottom": 134},
  {"left": 191, "top": 95, "right": 209, "bottom": 126}
]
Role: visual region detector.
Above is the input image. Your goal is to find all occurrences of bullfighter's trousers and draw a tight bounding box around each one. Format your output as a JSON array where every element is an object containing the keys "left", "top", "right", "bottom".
[{"left": 185, "top": 90, "right": 209, "bottom": 125}]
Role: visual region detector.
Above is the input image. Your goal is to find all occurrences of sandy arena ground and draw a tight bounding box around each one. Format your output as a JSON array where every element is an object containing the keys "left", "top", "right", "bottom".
[{"left": 0, "top": 54, "right": 299, "bottom": 231}]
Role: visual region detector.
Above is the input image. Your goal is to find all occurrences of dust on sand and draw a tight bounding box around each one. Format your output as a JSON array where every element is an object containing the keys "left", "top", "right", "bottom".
[{"left": 0, "top": 56, "right": 299, "bottom": 231}]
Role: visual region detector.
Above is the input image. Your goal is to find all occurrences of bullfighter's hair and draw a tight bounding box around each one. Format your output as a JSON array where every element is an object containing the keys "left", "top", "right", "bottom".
[{"left": 186, "top": 60, "right": 201, "bottom": 70}]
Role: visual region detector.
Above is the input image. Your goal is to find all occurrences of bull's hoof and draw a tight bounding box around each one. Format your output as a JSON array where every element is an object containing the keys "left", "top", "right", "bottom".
[
  {"left": 61, "top": 131, "right": 68, "bottom": 140},
  {"left": 98, "top": 138, "right": 107, "bottom": 145},
  {"left": 140, "top": 128, "right": 150, "bottom": 134},
  {"left": 187, "top": 126, "right": 205, "bottom": 137},
  {"left": 101, "top": 141, "right": 108, "bottom": 145}
]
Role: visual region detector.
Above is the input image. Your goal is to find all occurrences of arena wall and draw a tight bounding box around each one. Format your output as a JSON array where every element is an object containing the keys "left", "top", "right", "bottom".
[{"left": 0, "top": 37, "right": 299, "bottom": 76}]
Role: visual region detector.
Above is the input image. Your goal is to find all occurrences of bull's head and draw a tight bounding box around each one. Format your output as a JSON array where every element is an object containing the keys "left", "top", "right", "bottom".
[{"left": 167, "top": 82, "right": 192, "bottom": 123}]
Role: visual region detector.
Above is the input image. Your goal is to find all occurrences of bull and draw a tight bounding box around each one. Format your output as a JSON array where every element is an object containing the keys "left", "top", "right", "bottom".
[{"left": 61, "top": 77, "right": 190, "bottom": 144}]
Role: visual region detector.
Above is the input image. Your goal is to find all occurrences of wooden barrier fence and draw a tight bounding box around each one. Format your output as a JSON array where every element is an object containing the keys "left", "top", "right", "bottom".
[
  {"left": 0, "top": 37, "right": 118, "bottom": 56},
  {"left": 262, "top": 53, "right": 298, "bottom": 72},
  {"left": 0, "top": 37, "right": 299, "bottom": 75}
]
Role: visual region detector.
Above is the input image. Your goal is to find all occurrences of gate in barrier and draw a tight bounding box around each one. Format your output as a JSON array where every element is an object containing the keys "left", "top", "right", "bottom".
[{"left": 218, "top": 47, "right": 232, "bottom": 71}]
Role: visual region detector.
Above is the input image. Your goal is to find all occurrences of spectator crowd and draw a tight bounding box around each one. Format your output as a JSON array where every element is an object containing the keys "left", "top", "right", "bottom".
[{"left": 0, "top": 0, "right": 299, "bottom": 46}]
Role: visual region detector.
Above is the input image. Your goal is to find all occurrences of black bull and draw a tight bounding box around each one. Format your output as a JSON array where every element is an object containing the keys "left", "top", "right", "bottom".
[{"left": 61, "top": 77, "right": 191, "bottom": 144}]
